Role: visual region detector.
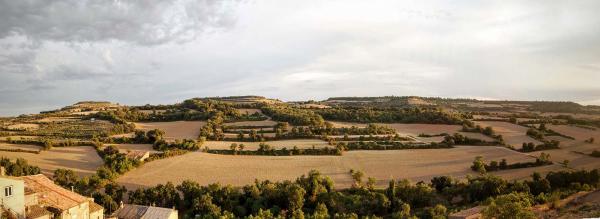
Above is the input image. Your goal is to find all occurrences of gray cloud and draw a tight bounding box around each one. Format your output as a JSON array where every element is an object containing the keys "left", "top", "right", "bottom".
[
  {"left": 1, "top": 0, "right": 600, "bottom": 116},
  {"left": 0, "top": 0, "right": 237, "bottom": 45}
]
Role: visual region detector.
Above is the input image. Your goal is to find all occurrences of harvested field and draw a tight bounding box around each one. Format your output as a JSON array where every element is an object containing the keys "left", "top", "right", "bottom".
[
  {"left": 237, "top": 108, "right": 262, "bottom": 115},
  {"left": 297, "top": 104, "right": 330, "bottom": 109},
  {"left": 473, "top": 115, "right": 506, "bottom": 120},
  {"left": 384, "top": 123, "right": 462, "bottom": 135},
  {"left": 474, "top": 121, "right": 541, "bottom": 148},
  {"left": 546, "top": 125, "right": 600, "bottom": 141},
  {"left": 0, "top": 143, "right": 42, "bottom": 151},
  {"left": 223, "top": 120, "right": 277, "bottom": 127},
  {"left": 0, "top": 146, "right": 103, "bottom": 176},
  {"left": 104, "top": 144, "right": 159, "bottom": 154},
  {"left": 225, "top": 128, "right": 274, "bottom": 132},
  {"left": 328, "top": 123, "right": 492, "bottom": 143},
  {"left": 0, "top": 136, "right": 39, "bottom": 141},
  {"left": 135, "top": 121, "right": 205, "bottom": 140},
  {"left": 223, "top": 133, "right": 277, "bottom": 139},
  {"left": 117, "top": 146, "right": 542, "bottom": 190},
  {"left": 460, "top": 132, "right": 497, "bottom": 141},
  {"left": 540, "top": 112, "right": 600, "bottom": 120},
  {"left": 528, "top": 146, "right": 600, "bottom": 171},
  {"left": 407, "top": 97, "right": 434, "bottom": 106},
  {"left": 110, "top": 132, "right": 135, "bottom": 138},
  {"left": 328, "top": 121, "right": 368, "bottom": 128},
  {"left": 70, "top": 111, "right": 98, "bottom": 115},
  {"left": 139, "top": 110, "right": 167, "bottom": 114},
  {"left": 34, "top": 117, "right": 79, "bottom": 123},
  {"left": 416, "top": 136, "right": 445, "bottom": 143},
  {"left": 204, "top": 139, "right": 330, "bottom": 150},
  {"left": 7, "top": 123, "right": 40, "bottom": 130}
]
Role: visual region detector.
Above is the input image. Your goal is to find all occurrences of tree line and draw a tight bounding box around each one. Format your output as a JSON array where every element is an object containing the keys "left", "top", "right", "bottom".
[
  {"left": 470, "top": 153, "right": 553, "bottom": 174},
  {"left": 0, "top": 158, "right": 41, "bottom": 176},
  {"left": 261, "top": 105, "right": 325, "bottom": 126},
  {"left": 122, "top": 169, "right": 599, "bottom": 218},
  {"left": 314, "top": 107, "right": 466, "bottom": 124},
  {"left": 7, "top": 158, "right": 598, "bottom": 218}
]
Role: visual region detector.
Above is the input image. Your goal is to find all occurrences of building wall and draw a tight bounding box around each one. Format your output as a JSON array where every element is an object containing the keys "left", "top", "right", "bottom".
[
  {"left": 167, "top": 210, "right": 178, "bottom": 219},
  {"left": 89, "top": 209, "right": 104, "bottom": 219},
  {"left": 0, "top": 178, "right": 26, "bottom": 219},
  {"left": 60, "top": 202, "right": 89, "bottom": 219},
  {"left": 28, "top": 213, "right": 51, "bottom": 219},
  {"left": 140, "top": 152, "right": 150, "bottom": 162},
  {"left": 24, "top": 193, "right": 38, "bottom": 207}
]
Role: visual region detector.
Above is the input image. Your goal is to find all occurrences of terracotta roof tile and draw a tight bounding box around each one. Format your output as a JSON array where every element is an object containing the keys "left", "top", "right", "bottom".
[
  {"left": 112, "top": 204, "right": 176, "bottom": 219},
  {"left": 20, "top": 174, "right": 88, "bottom": 211},
  {"left": 26, "top": 205, "right": 52, "bottom": 219},
  {"left": 89, "top": 201, "right": 104, "bottom": 213}
]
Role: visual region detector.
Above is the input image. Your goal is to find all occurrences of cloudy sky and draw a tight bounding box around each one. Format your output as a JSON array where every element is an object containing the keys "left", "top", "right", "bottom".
[{"left": 1, "top": 0, "right": 600, "bottom": 116}]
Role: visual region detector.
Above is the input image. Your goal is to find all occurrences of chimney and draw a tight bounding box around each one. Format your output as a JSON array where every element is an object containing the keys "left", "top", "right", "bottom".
[{"left": 1, "top": 166, "right": 5, "bottom": 176}]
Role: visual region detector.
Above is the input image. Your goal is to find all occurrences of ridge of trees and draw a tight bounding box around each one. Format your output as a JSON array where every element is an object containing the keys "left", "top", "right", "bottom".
[
  {"left": 470, "top": 153, "right": 553, "bottom": 174},
  {"left": 0, "top": 157, "right": 41, "bottom": 176},
  {"left": 314, "top": 107, "right": 465, "bottom": 124}
]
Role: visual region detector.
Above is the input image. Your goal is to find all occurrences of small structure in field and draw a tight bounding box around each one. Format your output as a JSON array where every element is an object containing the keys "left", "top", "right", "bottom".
[
  {"left": 449, "top": 206, "right": 483, "bottom": 219},
  {"left": 125, "top": 150, "right": 150, "bottom": 162},
  {"left": 110, "top": 203, "right": 177, "bottom": 219}
]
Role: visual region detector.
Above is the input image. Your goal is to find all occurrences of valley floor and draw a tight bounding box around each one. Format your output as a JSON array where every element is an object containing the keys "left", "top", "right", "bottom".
[{"left": 116, "top": 146, "right": 564, "bottom": 190}]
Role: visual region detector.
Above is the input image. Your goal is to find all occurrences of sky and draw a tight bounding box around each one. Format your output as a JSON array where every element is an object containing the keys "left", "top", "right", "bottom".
[{"left": 1, "top": 0, "right": 600, "bottom": 116}]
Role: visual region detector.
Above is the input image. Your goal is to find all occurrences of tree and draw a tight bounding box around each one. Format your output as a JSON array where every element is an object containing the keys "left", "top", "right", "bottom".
[
  {"left": 391, "top": 203, "right": 413, "bottom": 219},
  {"left": 539, "top": 123, "right": 547, "bottom": 131},
  {"left": 285, "top": 184, "right": 306, "bottom": 217},
  {"left": 103, "top": 145, "right": 120, "bottom": 156},
  {"left": 43, "top": 139, "right": 54, "bottom": 150},
  {"left": 562, "top": 159, "right": 570, "bottom": 168},
  {"left": 471, "top": 156, "right": 487, "bottom": 174},
  {"left": 230, "top": 143, "right": 238, "bottom": 155},
  {"left": 481, "top": 192, "right": 536, "bottom": 219},
  {"left": 430, "top": 176, "right": 453, "bottom": 192},
  {"left": 310, "top": 203, "right": 329, "bottom": 219},
  {"left": 193, "top": 194, "right": 221, "bottom": 216},
  {"left": 427, "top": 204, "right": 447, "bottom": 219},
  {"left": 537, "top": 153, "right": 551, "bottom": 164},
  {"left": 489, "top": 161, "right": 499, "bottom": 171},
  {"left": 350, "top": 169, "right": 364, "bottom": 187},
  {"left": 367, "top": 177, "right": 377, "bottom": 190},
  {"left": 93, "top": 192, "right": 119, "bottom": 214},
  {"left": 499, "top": 159, "right": 508, "bottom": 169},
  {"left": 483, "top": 126, "right": 495, "bottom": 136},
  {"left": 239, "top": 144, "right": 245, "bottom": 152},
  {"left": 146, "top": 129, "right": 165, "bottom": 143},
  {"left": 53, "top": 169, "right": 78, "bottom": 188},
  {"left": 134, "top": 130, "right": 148, "bottom": 143}
]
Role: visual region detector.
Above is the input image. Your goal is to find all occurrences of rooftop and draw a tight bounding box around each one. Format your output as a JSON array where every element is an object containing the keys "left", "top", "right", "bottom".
[
  {"left": 19, "top": 174, "right": 90, "bottom": 211},
  {"left": 450, "top": 206, "right": 483, "bottom": 217},
  {"left": 89, "top": 201, "right": 104, "bottom": 213},
  {"left": 125, "top": 150, "right": 149, "bottom": 160},
  {"left": 112, "top": 204, "right": 176, "bottom": 219},
  {"left": 26, "top": 205, "right": 52, "bottom": 219}
]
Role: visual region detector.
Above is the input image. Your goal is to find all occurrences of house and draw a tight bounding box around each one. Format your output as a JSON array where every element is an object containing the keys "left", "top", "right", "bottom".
[
  {"left": 0, "top": 167, "right": 104, "bottom": 219},
  {"left": 110, "top": 204, "right": 177, "bottom": 219},
  {"left": 125, "top": 151, "right": 150, "bottom": 162},
  {"left": 1, "top": 171, "right": 26, "bottom": 218},
  {"left": 449, "top": 206, "right": 483, "bottom": 219}
]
